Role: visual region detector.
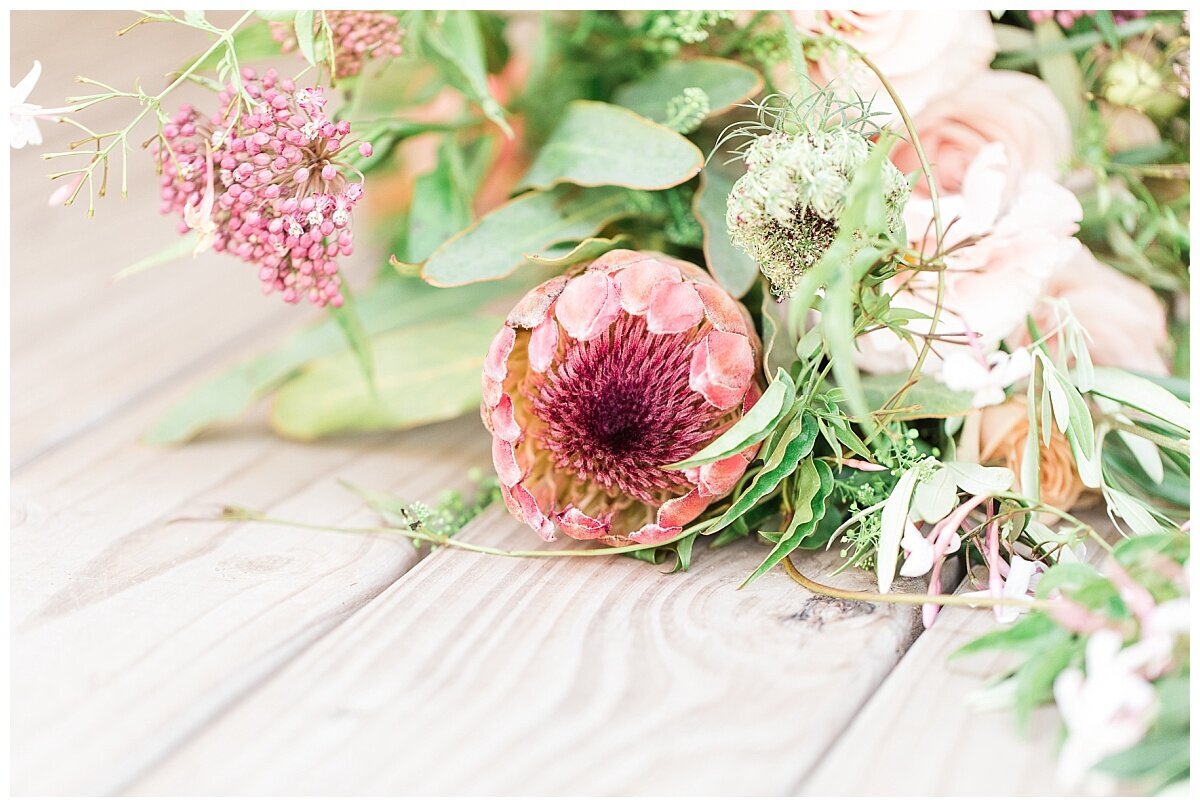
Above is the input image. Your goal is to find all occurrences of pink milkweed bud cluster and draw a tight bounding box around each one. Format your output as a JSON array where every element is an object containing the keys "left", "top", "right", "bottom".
[
  {"left": 271, "top": 11, "right": 404, "bottom": 79},
  {"left": 156, "top": 69, "right": 371, "bottom": 307}
]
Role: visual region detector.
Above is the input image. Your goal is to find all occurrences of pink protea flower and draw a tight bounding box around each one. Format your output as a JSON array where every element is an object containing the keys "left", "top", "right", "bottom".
[
  {"left": 271, "top": 11, "right": 404, "bottom": 79},
  {"left": 482, "top": 250, "right": 763, "bottom": 545},
  {"left": 156, "top": 69, "right": 371, "bottom": 307}
]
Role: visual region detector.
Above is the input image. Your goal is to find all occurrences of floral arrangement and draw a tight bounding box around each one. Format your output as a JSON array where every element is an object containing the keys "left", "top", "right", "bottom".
[{"left": 17, "top": 9, "right": 1190, "bottom": 794}]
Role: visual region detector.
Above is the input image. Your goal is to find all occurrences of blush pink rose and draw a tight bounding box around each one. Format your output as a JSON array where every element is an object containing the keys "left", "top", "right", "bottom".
[
  {"left": 1011, "top": 249, "right": 1170, "bottom": 374},
  {"left": 791, "top": 10, "right": 996, "bottom": 118},
  {"left": 890, "top": 69, "right": 1073, "bottom": 198},
  {"left": 855, "top": 144, "right": 1083, "bottom": 383}
]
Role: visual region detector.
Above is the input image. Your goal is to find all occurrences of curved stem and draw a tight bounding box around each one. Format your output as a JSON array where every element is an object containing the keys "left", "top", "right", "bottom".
[{"left": 781, "top": 555, "right": 1050, "bottom": 611}]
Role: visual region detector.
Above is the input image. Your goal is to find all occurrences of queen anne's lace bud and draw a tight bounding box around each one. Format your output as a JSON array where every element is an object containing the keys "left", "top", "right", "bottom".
[
  {"left": 482, "top": 250, "right": 764, "bottom": 545},
  {"left": 726, "top": 129, "right": 909, "bottom": 299},
  {"left": 272, "top": 11, "right": 404, "bottom": 79},
  {"left": 156, "top": 69, "right": 372, "bottom": 307}
]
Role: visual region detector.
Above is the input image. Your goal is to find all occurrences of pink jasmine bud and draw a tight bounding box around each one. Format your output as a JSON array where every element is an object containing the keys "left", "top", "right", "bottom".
[{"left": 358, "top": 142, "right": 374, "bottom": 158}]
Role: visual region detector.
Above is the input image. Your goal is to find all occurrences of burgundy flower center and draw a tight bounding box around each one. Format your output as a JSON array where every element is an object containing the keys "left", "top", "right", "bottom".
[{"left": 528, "top": 317, "right": 719, "bottom": 504}]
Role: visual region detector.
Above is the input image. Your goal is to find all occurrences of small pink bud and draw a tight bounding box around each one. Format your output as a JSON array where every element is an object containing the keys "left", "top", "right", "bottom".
[{"left": 358, "top": 142, "right": 374, "bottom": 158}]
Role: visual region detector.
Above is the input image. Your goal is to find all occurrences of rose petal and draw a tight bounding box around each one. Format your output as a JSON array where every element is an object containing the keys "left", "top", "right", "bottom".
[
  {"left": 490, "top": 393, "right": 521, "bottom": 442},
  {"left": 506, "top": 275, "right": 569, "bottom": 328},
  {"left": 528, "top": 317, "right": 559, "bottom": 373},
  {"left": 483, "top": 326, "right": 515, "bottom": 382},
  {"left": 616, "top": 259, "right": 681, "bottom": 315},
  {"left": 554, "top": 271, "right": 622, "bottom": 341},
  {"left": 695, "top": 283, "right": 749, "bottom": 335},
  {"left": 646, "top": 279, "right": 705, "bottom": 334},
  {"left": 689, "top": 331, "right": 755, "bottom": 410}
]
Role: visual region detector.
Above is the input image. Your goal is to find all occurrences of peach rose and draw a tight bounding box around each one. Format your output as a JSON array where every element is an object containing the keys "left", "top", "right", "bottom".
[
  {"left": 1011, "top": 249, "right": 1171, "bottom": 375},
  {"left": 855, "top": 144, "right": 1083, "bottom": 384},
  {"left": 791, "top": 10, "right": 996, "bottom": 118},
  {"left": 890, "top": 69, "right": 1073, "bottom": 198},
  {"left": 976, "top": 397, "right": 1087, "bottom": 515}
]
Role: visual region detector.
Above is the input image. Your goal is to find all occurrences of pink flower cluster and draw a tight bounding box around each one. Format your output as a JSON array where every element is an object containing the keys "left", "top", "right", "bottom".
[
  {"left": 156, "top": 69, "right": 373, "bottom": 307},
  {"left": 1028, "top": 10, "right": 1147, "bottom": 28},
  {"left": 271, "top": 11, "right": 404, "bottom": 79}
]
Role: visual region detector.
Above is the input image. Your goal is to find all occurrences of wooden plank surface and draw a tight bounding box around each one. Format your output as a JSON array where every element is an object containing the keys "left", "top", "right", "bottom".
[
  {"left": 11, "top": 389, "right": 489, "bottom": 795},
  {"left": 128, "top": 508, "right": 930, "bottom": 796}
]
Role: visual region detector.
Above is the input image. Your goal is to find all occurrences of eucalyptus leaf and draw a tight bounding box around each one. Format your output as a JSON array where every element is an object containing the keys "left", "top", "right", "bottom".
[
  {"left": 666, "top": 369, "right": 796, "bottom": 470},
  {"left": 519, "top": 101, "right": 703, "bottom": 192},
  {"left": 612, "top": 57, "right": 763, "bottom": 123},
  {"left": 271, "top": 315, "right": 504, "bottom": 439},
  {"left": 693, "top": 168, "right": 759, "bottom": 297},
  {"left": 525, "top": 236, "right": 630, "bottom": 267},
  {"left": 421, "top": 186, "right": 632, "bottom": 286}
]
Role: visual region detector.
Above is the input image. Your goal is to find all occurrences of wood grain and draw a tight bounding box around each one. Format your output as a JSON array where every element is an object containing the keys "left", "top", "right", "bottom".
[
  {"left": 128, "top": 507, "right": 932, "bottom": 796},
  {"left": 801, "top": 517, "right": 1117, "bottom": 796},
  {"left": 11, "top": 388, "right": 489, "bottom": 795}
]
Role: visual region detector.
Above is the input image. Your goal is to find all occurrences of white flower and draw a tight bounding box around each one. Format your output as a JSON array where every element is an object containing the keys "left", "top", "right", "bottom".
[
  {"left": 1053, "top": 630, "right": 1158, "bottom": 791},
  {"left": 899, "top": 519, "right": 935, "bottom": 577},
  {"left": 942, "top": 348, "right": 1033, "bottom": 408},
  {"left": 10, "top": 61, "right": 76, "bottom": 150}
]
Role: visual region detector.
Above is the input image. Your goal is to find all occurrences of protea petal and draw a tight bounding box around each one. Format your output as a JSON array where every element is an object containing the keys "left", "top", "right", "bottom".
[
  {"left": 688, "top": 330, "right": 755, "bottom": 410},
  {"left": 482, "top": 250, "right": 763, "bottom": 544},
  {"left": 646, "top": 279, "right": 705, "bottom": 334},
  {"left": 554, "top": 271, "right": 623, "bottom": 341}
]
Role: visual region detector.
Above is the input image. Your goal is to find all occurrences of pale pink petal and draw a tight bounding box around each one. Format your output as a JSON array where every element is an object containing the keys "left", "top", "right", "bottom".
[
  {"left": 554, "top": 271, "right": 622, "bottom": 341},
  {"left": 658, "top": 489, "right": 711, "bottom": 528},
  {"left": 645, "top": 279, "right": 705, "bottom": 334},
  {"left": 527, "top": 317, "right": 558, "bottom": 373},
  {"left": 490, "top": 393, "right": 521, "bottom": 442},
  {"left": 695, "top": 283, "right": 749, "bottom": 335},
  {"left": 481, "top": 374, "right": 503, "bottom": 408},
  {"left": 616, "top": 259, "right": 680, "bottom": 315},
  {"left": 506, "top": 275, "right": 568, "bottom": 328},
  {"left": 689, "top": 331, "right": 755, "bottom": 410},
  {"left": 483, "top": 326, "right": 515, "bottom": 382},
  {"left": 492, "top": 435, "right": 523, "bottom": 487},
  {"left": 556, "top": 505, "right": 611, "bottom": 542},
  {"left": 510, "top": 483, "right": 555, "bottom": 541},
  {"left": 589, "top": 248, "right": 658, "bottom": 275},
  {"left": 627, "top": 523, "right": 680, "bottom": 544},
  {"left": 694, "top": 454, "right": 749, "bottom": 498}
]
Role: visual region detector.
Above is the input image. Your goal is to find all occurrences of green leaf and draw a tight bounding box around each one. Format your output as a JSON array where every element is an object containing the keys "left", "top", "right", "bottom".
[
  {"left": 1086, "top": 367, "right": 1190, "bottom": 435},
  {"left": 525, "top": 236, "right": 630, "bottom": 267},
  {"left": 1035, "top": 562, "right": 1102, "bottom": 598},
  {"left": 147, "top": 274, "right": 537, "bottom": 444},
  {"left": 518, "top": 101, "right": 703, "bottom": 192},
  {"left": 1032, "top": 20, "right": 1085, "bottom": 129},
  {"left": 823, "top": 246, "right": 884, "bottom": 422},
  {"left": 860, "top": 372, "right": 976, "bottom": 420},
  {"left": 1014, "top": 636, "right": 1079, "bottom": 725},
  {"left": 666, "top": 369, "right": 796, "bottom": 470},
  {"left": 1104, "top": 487, "right": 1162, "bottom": 535},
  {"left": 741, "top": 460, "right": 833, "bottom": 587},
  {"left": 693, "top": 167, "right": 759, "bottom": 297},
  {"left": 877, "top": 463, "right": 922, "bottom": 593},
  {"left": 191, "top": 21, "right": 282, "bottom": 73},
  {"left": 612, "top": 57, "right": 763, "bottom": 123},
  {"left": 951, "top": 612, "right": 1064, "bottom": 659},
  {"left": 112, "top": 235, "right": 199, "bottom": 281},
  {"left": 421, "top": 186, "right": 632, "bottom": 286},
  {"left": 943, "top": 462, "right": 1015, "bottom": 497},
  {"left": 1022, "top": 388, "right": 1042, "bottom": 501},
  {"left": 420, "top": 10, "right": 511, "bottom": 136},
  {"left": 255, "top": 11, "right": 297, "bottom": 23},
  {"left": 293, "top": 10, "right": 318, "bottom": 67},
  {"left": 270, "top": 314, "right": 503, "bottom": 439},
  {"left": 403, "top": 139, "right": 479, "bottom": 264},
  {"left": 912, "top": 466, "right": 956, "bottom": 523},
  {"left": 705, "top": 413, "right": 817, "bottom": 534},
  {"left": 328, "top": 280, "right": 375, "bottom": 388}
]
